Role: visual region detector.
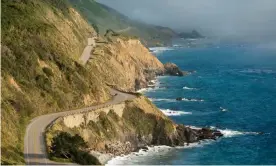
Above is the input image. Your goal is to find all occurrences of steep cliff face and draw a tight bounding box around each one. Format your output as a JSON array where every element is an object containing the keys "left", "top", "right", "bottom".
[
  {"left": 46, "top": 96, "right": 183, "bottom": 163},
  {"left": 88, "top": 37, "right": 165, "bottom": 91},
  {"left": 46, "top": 96, "right": 223, "bottom": 164}
]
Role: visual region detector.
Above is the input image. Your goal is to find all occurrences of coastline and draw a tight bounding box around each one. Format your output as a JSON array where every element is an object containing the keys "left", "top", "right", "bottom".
[{"left": 105, "top": 75, "right": 262, "bottom": 165}]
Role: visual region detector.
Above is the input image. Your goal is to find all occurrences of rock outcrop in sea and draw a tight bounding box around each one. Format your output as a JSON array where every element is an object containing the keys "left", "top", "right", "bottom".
[{"left": 164, "top": 62, "right": 189, "bottom": 76}]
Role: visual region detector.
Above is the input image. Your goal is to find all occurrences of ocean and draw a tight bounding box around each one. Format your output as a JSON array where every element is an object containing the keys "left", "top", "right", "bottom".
[{"left": 108, "top": 40, "right": 276, "bottom": 165}]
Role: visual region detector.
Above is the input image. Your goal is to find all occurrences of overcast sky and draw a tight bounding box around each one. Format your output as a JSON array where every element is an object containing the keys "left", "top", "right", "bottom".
[{"left": 98, "top": 0, "right": 276, "bottom": 39}]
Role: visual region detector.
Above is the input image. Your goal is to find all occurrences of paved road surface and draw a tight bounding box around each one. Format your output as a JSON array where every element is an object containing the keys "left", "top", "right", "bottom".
[
  {"left": 79, "top": 37, "right": 96, "bottom": 65},
  {"left": 24, "top": 89, "right": 136, "bottom": 165}
]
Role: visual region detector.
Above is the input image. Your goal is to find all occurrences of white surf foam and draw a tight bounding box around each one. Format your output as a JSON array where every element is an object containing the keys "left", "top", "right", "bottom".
[
  {"left": 107, "top": 126, "right": 260, "bottom": 165},
  {"left": 137, "top": 88, "right": 149, "bottom": 93},
  {"left": 136, "top": 79, "right": 162, "bottom": 93},
  {"left": 107, "top": 125, "right": 262, "bottom": 165},
  {"left": 149, "top": 47, "right": 174, "bottom": 54},
  {"left": 190, "top": 126, "right": 259, "bottom": 138},
  {"left": 185, "top": 98, "right": 204, "bottom": 102},
  {"left": 183, "top": 86, "right": 197, "bottom": 90},
  {"left": 217, "top": 129, "right": 258, "bottom": 137},
  {"left": 220, "top": 107, "right": 228, "bottom": 112},
  {"left": 106, "top": 145, "right": 173, "bottom": 165},
  {"left": 209, "top": 126, "right": 259, "bottom": 137},
  {"left": 136, "top": 87, "right": 165, "bottom": 93},
  {"left": 149, "top": 98, "right": 176, "bottom": 102},
  {"left": 150, "top": 98, "right": 204, "bottom": 102},
  {"left": 160, "top": 109, "right": 192, "bottom": 116},
  {"left": 107, "top": 141, "right": 212, "bottom": 165}
]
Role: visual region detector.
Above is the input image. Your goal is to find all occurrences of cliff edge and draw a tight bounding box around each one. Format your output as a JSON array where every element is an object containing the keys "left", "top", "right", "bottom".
[{"left": 46, "top": 96, "right": 223, "bottom": 164}]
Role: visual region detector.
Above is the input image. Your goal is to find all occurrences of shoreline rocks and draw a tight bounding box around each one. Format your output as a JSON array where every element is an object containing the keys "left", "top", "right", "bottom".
[
  {"left": 164, "top": 62, "right": 188, "bottom": 76},
  {"left": 176, "top": 97, "right": 183, "bottom": 101},
  {"left": 47, "top": 96, "right": 223, "bottom": 165}
]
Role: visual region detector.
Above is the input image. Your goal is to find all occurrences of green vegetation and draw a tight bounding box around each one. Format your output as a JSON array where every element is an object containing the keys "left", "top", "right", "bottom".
[
  {"left": 178, "top": 30, "right": 203, "bottom": 39},
  {"left": 1, "top": 0, "right": 110, "bottom": 164},
  {"left": 123, "top": 100, "right": 175, "bottom": 137},
  {"left": 68, "top": 0, "right": 177, "bottom": 46},
  {"left": 49, "top": 132, "right": 100, "bottom": 165},
  {"left": 46, "top": 97, "right": 177, "bottom": 163},
  {"left": 42, "top": 67, "right": 54, "bottom": 77},
  {"left": 1, "top": 0, "right": 171, "bottom": 164}
]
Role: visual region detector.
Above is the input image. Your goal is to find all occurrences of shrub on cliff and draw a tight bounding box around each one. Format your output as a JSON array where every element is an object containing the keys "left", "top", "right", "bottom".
[{"left": 50, "top": 132, "right": 100, "bottom": 165}]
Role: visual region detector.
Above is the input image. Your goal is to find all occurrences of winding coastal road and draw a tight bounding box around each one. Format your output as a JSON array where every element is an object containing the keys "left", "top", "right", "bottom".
[{"left": 24, "top": 88, "right": 136, "bottom": 165}]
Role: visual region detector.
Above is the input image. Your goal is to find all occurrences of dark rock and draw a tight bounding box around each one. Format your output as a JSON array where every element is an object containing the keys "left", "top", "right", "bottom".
[
  {"left": 140, "top": 146, "right": 149, "bottom": 150},
  {"left": 184, "top": 127, "right": 198, "bottom": 143},
  {"left": 196, "top": 128, "right": 223, "bottom": 140},
  {"left": 213, "top": 130, "right": 224, "bottom": 137},
  {"left": 176, "top": 97, "right": 183, "bottom": 101},
  {"left": 164, "top": 63, "right": 185, "bottom": 76}
]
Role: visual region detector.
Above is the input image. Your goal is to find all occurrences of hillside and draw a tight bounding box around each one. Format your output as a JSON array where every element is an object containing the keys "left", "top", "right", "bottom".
[
  {"left": 1, "top": 0, "right": 167, "bottom": 164},
  {"left": 1, "top": 0, "right": 108, "bottom": 164},
  {"left": 68, "top": 0, "right": 178, "bottom": 46},
  {"left": 178, "top": 30, "right": 204, "bottom": 39}
]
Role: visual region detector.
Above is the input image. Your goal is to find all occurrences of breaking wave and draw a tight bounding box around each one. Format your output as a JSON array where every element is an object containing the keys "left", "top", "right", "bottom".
[
  {"left": 107, "top": 126, "right": 262, "bottom": 165},
  {"left": 220, "top": 107, "right": 228, "bottom": 112},
  {"left": 160, "top": 109, "right": 192, "bottom": 116},
  {"left": 149, "top": 98, "right": 204, "bottom": 102},
  {"left": 107, "top": 141, "right": 212, "bottom": 165},
  {"left": 189, "top": 126, "right": 260, "bottom": 138},
  {"left": 217, "top": 128, "right": 259, "bottom": 137},
  {"left": 149, "top": 47, "right": 174, "bottom": 54},
  {"left": 183, "top": 86, "right": 197, "bottom": 90}
]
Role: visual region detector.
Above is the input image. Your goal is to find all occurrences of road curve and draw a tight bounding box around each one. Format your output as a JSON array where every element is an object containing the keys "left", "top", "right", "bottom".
[
  {"left": 79, "top": 37, "right": 96, "bottom": 65},
  {"left": 24, "top": 89, "right": 136, "bottom": 165}
]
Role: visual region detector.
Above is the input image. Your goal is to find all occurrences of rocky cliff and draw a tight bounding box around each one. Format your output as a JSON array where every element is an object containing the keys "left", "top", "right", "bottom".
[
  {"left": 1, "top": 0, "right": 215, "bottom": 165},
  {"left": 1, "top": 0, "right": 171, "bottom": 164},
  {"left": 46, "top": 96, "right": 179, "bottom": 164},
  {"left": 88, "top": 37, "right": 165, "bottom": 91},
  {"left": 46, "top": 96, "right": 223, "bottom": 164}
]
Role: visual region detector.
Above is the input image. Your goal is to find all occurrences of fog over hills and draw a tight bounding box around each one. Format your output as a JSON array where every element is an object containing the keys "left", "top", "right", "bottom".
[{"left": 98, "top": 0, "right": 276, "bottom": 40}]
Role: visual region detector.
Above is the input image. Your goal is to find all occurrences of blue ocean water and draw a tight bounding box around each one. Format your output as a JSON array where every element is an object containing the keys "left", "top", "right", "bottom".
[{"left": 109, "top": 41, "right": 276, "bottom": 165}]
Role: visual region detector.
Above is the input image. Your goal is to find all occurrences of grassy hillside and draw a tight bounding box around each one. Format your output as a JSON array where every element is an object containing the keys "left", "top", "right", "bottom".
[
  {"left": 68, "top": 0, "right": 177, "bottom": 46},
  {"left": 1, "top": 0, "right": 110, "bottom": 164},
  {"left": 1, "top": 0, "right": 167, "bottom": 164}
]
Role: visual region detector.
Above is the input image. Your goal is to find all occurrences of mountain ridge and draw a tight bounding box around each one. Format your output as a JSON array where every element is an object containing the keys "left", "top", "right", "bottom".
[{"left": 68, "top": 0, "right": 178, "bottom": 47}]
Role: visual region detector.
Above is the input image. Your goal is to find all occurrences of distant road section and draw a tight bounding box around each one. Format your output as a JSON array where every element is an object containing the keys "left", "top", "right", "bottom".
[
  {"left": 24, "top": 89, "right": 136, "bottom": 165},
  {"left": 79, "top": 37, "right": 96, "bottom": 65}
]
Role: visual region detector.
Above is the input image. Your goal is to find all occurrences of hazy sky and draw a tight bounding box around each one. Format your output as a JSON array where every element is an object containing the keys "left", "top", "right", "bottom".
[{"left": 98, "top": 0, "right": 276, "bottom": 39}]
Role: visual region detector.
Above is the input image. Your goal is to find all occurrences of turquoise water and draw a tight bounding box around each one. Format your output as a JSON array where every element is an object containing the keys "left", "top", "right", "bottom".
[{"left": 109, "top": 41, "right": 276, "bottom": 164}]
